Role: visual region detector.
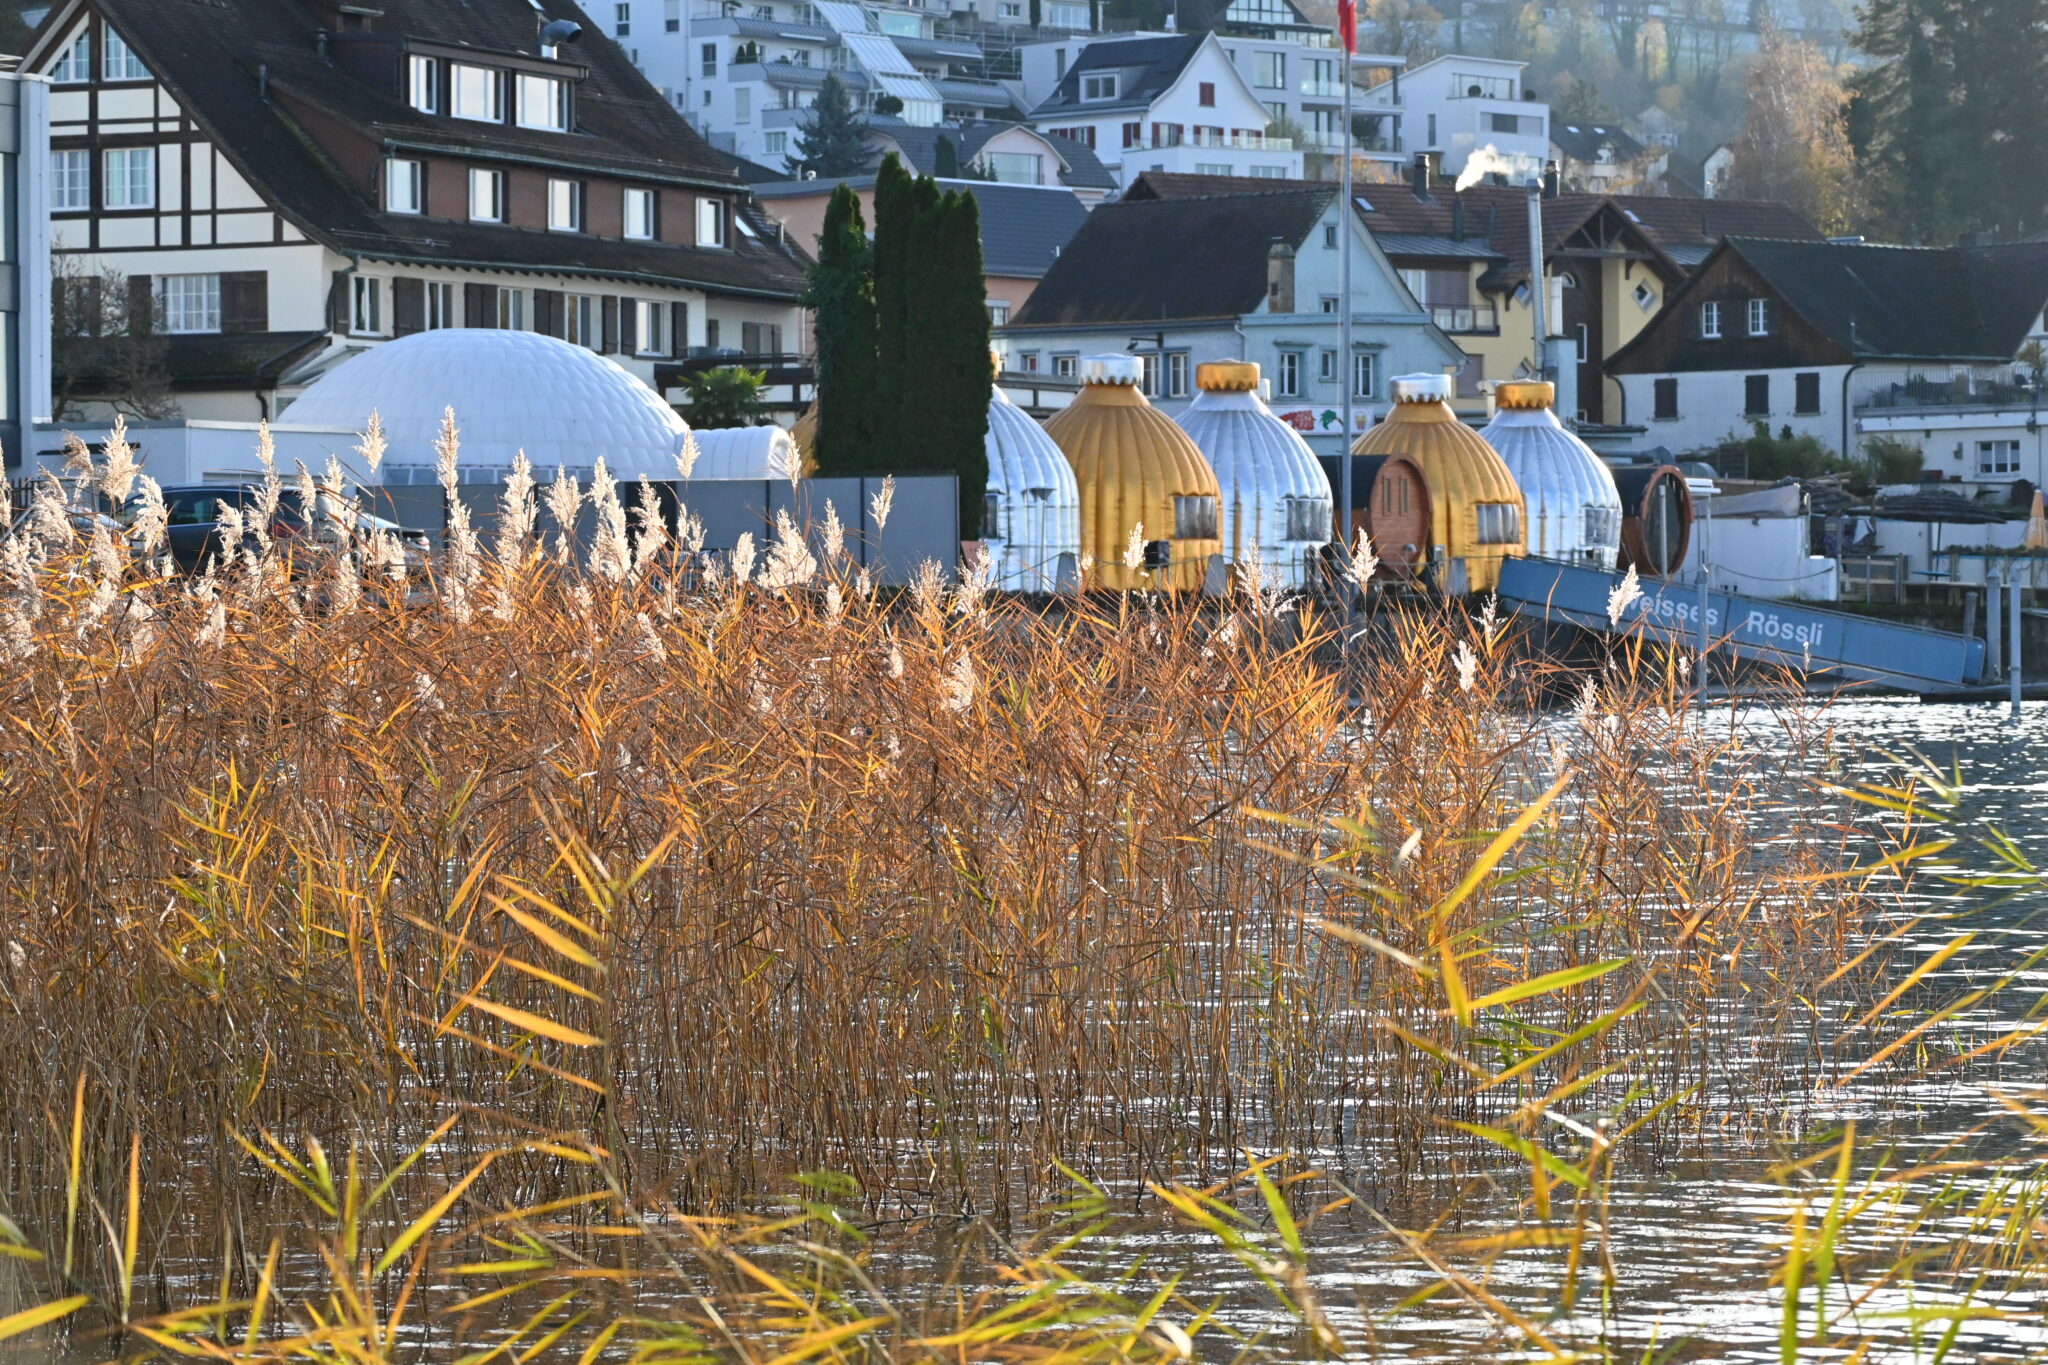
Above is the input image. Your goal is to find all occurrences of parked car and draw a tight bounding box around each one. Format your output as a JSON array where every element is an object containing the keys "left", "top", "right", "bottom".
[
  {"left": 130, "top": 485, "right": 430, "bottom": 575},
  {"left": 3, "top": 503, "right": 125, "bottom": 547}
]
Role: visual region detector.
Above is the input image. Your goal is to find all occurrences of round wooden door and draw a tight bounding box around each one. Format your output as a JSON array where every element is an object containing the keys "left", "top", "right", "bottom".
[{"left": 1369, "top": 460, "right": 1431, "bottom": 577}]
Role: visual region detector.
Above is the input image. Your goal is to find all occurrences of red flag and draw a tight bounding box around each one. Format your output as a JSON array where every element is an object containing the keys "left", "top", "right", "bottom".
[{"left": 1336, "top": 0, "right": 1356, "bottom": 54}]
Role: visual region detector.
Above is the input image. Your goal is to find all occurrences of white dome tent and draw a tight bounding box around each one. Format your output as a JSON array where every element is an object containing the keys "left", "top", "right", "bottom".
[
  {"left": 1479, "top": 381, "right": 1624, "bottom": 568},
  {"left": 686, "top": 426, "right": 802, "bottom": 482},
  {"left": 1173, "top": 362, "right": 1331, "bottom": 590},
  {"left": 283, "top": 330, "right": 693, "bottom": 483},
  {"left": 983, "top": 384, "right": 1081, "bottom": 592}
]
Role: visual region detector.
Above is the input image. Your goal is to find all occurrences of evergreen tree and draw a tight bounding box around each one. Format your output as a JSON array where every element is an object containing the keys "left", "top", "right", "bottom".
[
  {"left": 1851, "top": 0, "right": 2048, "bottom": 240},
  {"left": 785, "top": 74, "right": 872, "bottom": 179},
  {"left": 870, "top": 154, "right": 916, "bottom": 465},
  {"left": 938, "top": 192, "right": 992, "bottom": 539},
  {"left": 802, "top": 184, "right": 879, "bottom": 474}
]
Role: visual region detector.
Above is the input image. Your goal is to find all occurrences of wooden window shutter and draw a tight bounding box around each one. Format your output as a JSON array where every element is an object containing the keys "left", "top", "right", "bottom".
[
  {"left": 464, "top": 282, "right": 495, "bottom": 329},
  {"left": 391, "top": 277, "right": 425, "bottom": 336},
  {"left": 535, "top": 288, "right": 563, "bottom": 339},
  {"left": 128, "top": 274, "right": 155, "bottom": 335},
  {"left": 220, "top": 271, "right": 269, "bottom": 333},
  {"left": 329, "top": 271, "right": 355, "bottom": 334},
  {"left": 671, "top": 301, "right": 687, "bottom": 357},
  {"left": 619, "top": 296, "right": 637, "bottom": 354},
  {"left": 601, "top": 295, "right": 618, "bottom": 353}
]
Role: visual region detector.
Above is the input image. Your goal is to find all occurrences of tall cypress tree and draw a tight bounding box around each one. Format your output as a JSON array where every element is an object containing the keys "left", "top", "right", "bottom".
[
  {"left": 870, "top": 154, "right": 915, "bottom": 465},
  {"left": 940, "top": 192, "right": 992, "bottom": 538},
  {"left": 802, "top": 184, "right": 879, "bottom": 474}
]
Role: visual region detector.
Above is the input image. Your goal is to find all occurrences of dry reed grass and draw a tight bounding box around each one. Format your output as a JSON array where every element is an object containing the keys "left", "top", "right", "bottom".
[{"left": 0, "top": 429, "right": 1958, "bottom": 1361}]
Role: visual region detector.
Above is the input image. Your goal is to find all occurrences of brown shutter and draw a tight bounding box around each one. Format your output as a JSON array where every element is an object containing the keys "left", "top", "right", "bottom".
[
  {"left": 741, "top": 321, "right": 761, "bottom": 354},
  {"left": 128, "top": 273, "right": 155, "bottom": 335},
  {"left": 672, "top": 301, "right": 688, "bottom": 357},
  {"left": 220, "top": 271, "right": 269, "bottom": 333},
  {"left": 535, "top": 288, "right": 563, "bottom": 338},
  {"left": 391, "top": 276, "right": 425, "bottom": 336},
  {"left": 601, "top": 295, "right": 618, "bottom": 353},
  {"left": 464, "top": 282, "right": 495, "bottom": 329},
  {"left": 619, "top": 296, "right": 637, "bottom": 355}
]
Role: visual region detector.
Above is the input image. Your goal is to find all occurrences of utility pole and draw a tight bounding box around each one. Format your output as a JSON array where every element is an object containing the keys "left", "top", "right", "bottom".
[{"left": 1338, "top": 41, "right": 1355, "bottom": 604}]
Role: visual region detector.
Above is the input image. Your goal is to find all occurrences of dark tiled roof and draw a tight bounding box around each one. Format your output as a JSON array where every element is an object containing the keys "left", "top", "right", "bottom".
[
  {"left": 1605, "top": 194, "right": 1824, "bottom": 252},
  {"left": 66, "top": 0, "right": 807, "bottom": 299},
  {"left": 1713, "top": 238, "right": 2048, "bottom": 361},
  {"left": 954, "top": 182, "right": 1089, "bottom": 278},
  {"left": 1009, "top": 186, "right": 1335, "bottom": 327},
  {"left": 1028, "top": 34, "right": 1203, "bottom": 117},
  {"left": 873, "top": 120, "right": 1117, "bottom": 191},
  {"left": 1549, "top": 120, "right": 1647, "bottom": 164},
  {"left": 59, "top": 331, "right": 329, "bottom": 392},
  {"left": 751, "top": 174, "right": 1085, "bottom": 279},
  {"left": 1125, "top": 170, "right": 1326, "bottom": 199}
]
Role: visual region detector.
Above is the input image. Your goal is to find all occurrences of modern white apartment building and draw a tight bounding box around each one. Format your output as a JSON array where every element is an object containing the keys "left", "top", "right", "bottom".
[
  {"left": 611, "top": 0, "right": 1086, "bottom": 168},
  {"left": 1357, "top": 54, "right": 1546, "bottom": 182}
]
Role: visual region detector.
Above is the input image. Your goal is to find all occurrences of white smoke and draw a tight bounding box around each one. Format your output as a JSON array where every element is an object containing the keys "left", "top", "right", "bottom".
[{"left": 1455, "top": 144, "right": 1538, "bottom": 192}]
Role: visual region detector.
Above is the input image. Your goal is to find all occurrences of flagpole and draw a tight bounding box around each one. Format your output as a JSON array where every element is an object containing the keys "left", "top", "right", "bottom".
[{"left": 1337, "top": 9, "right": 1355, "bottom": 617}]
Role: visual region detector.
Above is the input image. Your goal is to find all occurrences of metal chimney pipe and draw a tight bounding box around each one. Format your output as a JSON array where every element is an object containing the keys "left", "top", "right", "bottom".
[{"left": 1526, "top": 179, "right": 1546, "bottom": 383}]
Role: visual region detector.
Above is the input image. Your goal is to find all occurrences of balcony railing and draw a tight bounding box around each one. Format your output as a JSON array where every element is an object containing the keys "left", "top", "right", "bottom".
[
  {"left": 1297, "top": 78, "right": 1347, "bottom": 97},
  {"left": 1859, "top": 376, "right": 2039, "bottom": 411},
  {"left": 1430, "top": 306, "right": 1498, "bottom": 334}
]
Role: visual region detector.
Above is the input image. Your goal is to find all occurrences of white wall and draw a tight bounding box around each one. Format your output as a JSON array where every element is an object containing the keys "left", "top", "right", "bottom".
[
  {"left": 1869, "top": 518, "right": 2031, "bottom": 586},
  {"left": 1683, "top": 511, "right": 1838, "bottom": 601},
  {"left": 1360, "top": 54, "right": 1544, "bottom": 179},
  {"left": 1619, "top": 365, "right": 1848, "bottom": 457},
  {"left": 28, "top": 419, "right": 371, "bottom": 488}
]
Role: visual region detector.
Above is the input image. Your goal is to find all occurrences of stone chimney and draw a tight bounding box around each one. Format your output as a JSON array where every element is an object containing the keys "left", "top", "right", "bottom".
[
  {"left": 1267, "top": 238, "right": 1296, "bottom": 314},
  {"left": 1410, "top": 152, "right": 1433, "bottom": 201}
]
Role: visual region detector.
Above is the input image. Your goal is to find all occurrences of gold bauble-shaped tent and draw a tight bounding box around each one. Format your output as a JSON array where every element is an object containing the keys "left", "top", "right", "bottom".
[
  {"left": 1352, "top": 373, "right": 1525, "bottom": 592},
  {"left": 1044, "top": 355, "right": 1222, "bottom": 592}
]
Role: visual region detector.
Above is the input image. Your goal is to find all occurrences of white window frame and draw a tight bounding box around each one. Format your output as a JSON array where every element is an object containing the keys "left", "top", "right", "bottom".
[
  {"left": 407, "top": 54, "right": 440, "bottom": 113},
  {"left": 451, "top": 64, "right": 504, "bottom": 123},
  {"left": 764, "top": 130, "right": 787, "bottom": 156},
  {"left": 515, "top": 73, "right": 570, "bottom": 131},
  {"left": 50, "top": 32, "right": 90, "bottom": 84},
  {"left": 987, "top": 300, "right": 1010, "bottom": 326},
  {"left": 159, "top": 274, "right": 221, "bottom": 334},
  {"left": 386, "top": 157, "right": 424, "bottom": 215},
  {"left": 548, "top": 178, "right": 583, "bottom": 232},
  {"left": 1319, "top": 348, "right": 1337, "bottom": 382},
  {"left": 468, "top": 167, "right": 504, "bottom": 222},
  {"left": 1747, "top": 297, "right": 1771, "bottom": 336},
  {"left": 1978, "top": 440, "right": 2022, "bottom": 477},
  {"left": 51, "top": 150, "right": 90, "bottom": 211},
  {"left": 101, "top": 147, "right": 154, "bottom": 209},
  {"left": 1167, "top": 350, "right": 1188, "bottom": 398},
  {"left": 696, "top": 196, "right": 727, "bottom": 247},
  {"left": 624, "top": 187, "right": 657, "bottom": 240},
  {"left": 1276, "top": 349, "right": 1302, "bottom": 398},
  {"left": 565, "top": 293, "right": 598, "bottom": 349},
  {"left": 633, "top": 299, "right": 670, "bottom": 356},
  {"left": 101, "top": 27, "right": 148, "bottom": 81},
  {"left": 1080, "top": 72, "right": 1118, "bottom": 101},
  {"left": 496, "top": 286, "right": 526, "bottom": 331},
  {"left": 425, "top": 281, "right": 456, "bottom": 330},
  {"left": 350, "top": 275, "right": 382, "bottom": 336},
  {"left": 1352, "top": 350, "right": 1375, "bottom": 398},
  {"left": 1700, "top": 301, "right": 1722, "bottom": 339}
]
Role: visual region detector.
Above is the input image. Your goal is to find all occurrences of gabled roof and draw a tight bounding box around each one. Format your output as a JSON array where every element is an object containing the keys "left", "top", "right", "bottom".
[
  {"left": 1008, "top": 186, "right": 1336, "bottom": 327},
  {"left": 750, "top": 174, "right": 1087, "bottom": 279},
  {"left": 869, "top": 119, "right": 1117, "bottom": 191},
  {"left": 1549, "top": 121, "right": 1647, "bottom": 164},
  {"left": 1029, "top": 33, "right": 1203, "bottom": 118},
  {"left": 30, "top": 0, "right": 808, "bottom": 299},
  {"left": 1646, "top": 237, "right": 2048, "bottom": 363}
]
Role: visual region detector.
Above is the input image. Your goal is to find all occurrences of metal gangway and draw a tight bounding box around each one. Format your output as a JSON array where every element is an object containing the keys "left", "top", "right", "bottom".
[{"left": 1494, "top": 558, "right": 1990, "bottom": 695}]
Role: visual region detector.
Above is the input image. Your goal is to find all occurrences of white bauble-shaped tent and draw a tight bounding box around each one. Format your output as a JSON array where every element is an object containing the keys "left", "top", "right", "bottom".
[
  {"left": 983, "top": 386, "right": 1081, "bottom": 592},
  {"left": 1479, "top": 381, "right": 1623, "bottom": 568},
  {"left": 1173, "top": 362, "right": 1331, "bottom": 589},
  {"left": 285, "top": 330, "right": 691, "bottom": 483}
]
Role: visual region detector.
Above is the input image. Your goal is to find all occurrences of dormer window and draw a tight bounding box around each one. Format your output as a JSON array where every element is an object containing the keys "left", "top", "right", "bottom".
[
  {"left": 50, "top": 31, "right": 90, "bottom": 84},
  {"left": 624, "top": 187, "right": 656, "bottom": 239},
  {"left": 515, "top": 73, "right": 570, "bottom": 131},
  {"left": 697, "top": 197, "right": 727, "bottom": 247},
  {"left": 452, "top": 64, "right": 503, "bottom": 123},
  {"left": 1747, "top": 297, "right": 1773, "bottom": 336},
  {"left": 102, "top": 28, "right": 149, "bottom": 81},
  {"left": 386, "top": 158, "right": 424, "bottom": 214},
  {"left": 1699, "top": 301, "right": 1722, "bottom": 339},
  {"left": 407, "top": 54, "right": 440, "bottom": 114},
  {"left": 1081, "top": 72, "right": 1117, "bottom": 101},
  {"left": 469, "top": 167, "right": 504, "bottom": 222}
]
